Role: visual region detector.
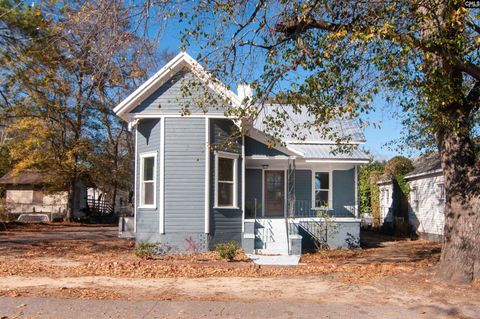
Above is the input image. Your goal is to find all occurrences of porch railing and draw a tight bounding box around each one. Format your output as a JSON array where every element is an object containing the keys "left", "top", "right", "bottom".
[{"left": 245, "top": 199, "right": 357, "bottom": 219}]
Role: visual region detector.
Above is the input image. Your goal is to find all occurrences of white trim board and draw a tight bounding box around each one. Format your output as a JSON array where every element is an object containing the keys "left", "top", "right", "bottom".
[
  {"left": 404, "top": 169, "right": 443, "bottom": 180},
  {"left": 204, "top": 118, "right": 210, "bottom": 234},
  {"left": 241, "top": 135, "right": 246, "bottom": 232},
  {"left": 133, "top": 128, "right": 138, "bottom": 233},
  {"left": 159, "top": 118, "right": 165, "bottom": 233}
]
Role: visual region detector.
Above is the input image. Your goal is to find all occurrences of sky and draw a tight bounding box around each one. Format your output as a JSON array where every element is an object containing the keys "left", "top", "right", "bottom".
[{"left": 155, "top": 19, "right": 406, "bottom": 161}]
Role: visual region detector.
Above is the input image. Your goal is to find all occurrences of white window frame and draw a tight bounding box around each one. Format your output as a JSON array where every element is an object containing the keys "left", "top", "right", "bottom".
[
  {"left": 214, "top": 151, "right": 239, "bottom": 209},
  {"left": 312, "top": 171, "right": 332, "bottom": 209},
  {"left": 139, "top": 151, "right": 157, "bottom": 209}
]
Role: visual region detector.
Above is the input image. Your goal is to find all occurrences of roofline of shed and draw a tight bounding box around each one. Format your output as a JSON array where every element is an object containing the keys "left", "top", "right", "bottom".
[{"left": 404, "top": 168, "right": 443, "bottom": 180}]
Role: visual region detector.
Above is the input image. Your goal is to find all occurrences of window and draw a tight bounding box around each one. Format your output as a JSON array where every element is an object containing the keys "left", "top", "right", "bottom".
[
  {"left": 436, "top": 183, "right": 445, "bottom": 201},
  {"left": 216, "top": 153, "right": 237, "bottom": 207},
  {"left": 140, "top": 153, "right": 156, "bottom": 207},
  {"left": 314, "top": 172, "right": 330, "bottom": 208}
]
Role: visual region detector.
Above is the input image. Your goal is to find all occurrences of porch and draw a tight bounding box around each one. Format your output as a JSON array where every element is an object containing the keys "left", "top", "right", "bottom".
[{"left": 242, "top": 155, "right": 361, "bottom": 255}]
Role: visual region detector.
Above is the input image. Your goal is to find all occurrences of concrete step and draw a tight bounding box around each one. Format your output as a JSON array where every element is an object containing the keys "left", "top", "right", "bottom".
[
  {"left": 255, "top": 248, "right": 289, "bottom": 255},
  {"left": 254, "top": 219, "right": 289, "bottom": 254}
]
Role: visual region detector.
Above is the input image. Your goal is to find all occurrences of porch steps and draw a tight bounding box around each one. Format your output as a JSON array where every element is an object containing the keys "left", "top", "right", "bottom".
[{"left": 255, "top": 219, "right": 289, "bottom": 255}]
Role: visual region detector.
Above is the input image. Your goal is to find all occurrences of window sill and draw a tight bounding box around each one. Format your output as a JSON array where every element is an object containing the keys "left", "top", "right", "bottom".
[
  {"left": 138, "top": 205, "right": 156, "bottom": 210},
  {"left": 214, "top": 206, "right": 240, "bottom": 210}
]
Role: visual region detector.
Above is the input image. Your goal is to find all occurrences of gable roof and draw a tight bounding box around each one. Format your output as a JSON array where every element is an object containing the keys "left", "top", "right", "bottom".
[
  {"left": 254, "top": 104, "right": 365, "bottom": 143},
  {"left": 0, "top": 170, "right": 46, "bottom": 185},
  {"left": 114, "top": 52, "right": 241, "bottom": 121},
  {"left": 404, "top": 153, "right": 442, "bottom": 180},
  {"left": 115, "top": 52, "right": 368, "bottom": 160}
]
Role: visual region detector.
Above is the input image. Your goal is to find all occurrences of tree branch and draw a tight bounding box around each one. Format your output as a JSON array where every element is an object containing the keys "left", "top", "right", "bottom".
[
  {"left": 275, "top": 17, "right": 480, "bottom": 82},
  {"left": 465, "top": 81, "right": 480, "bottom": 113}
]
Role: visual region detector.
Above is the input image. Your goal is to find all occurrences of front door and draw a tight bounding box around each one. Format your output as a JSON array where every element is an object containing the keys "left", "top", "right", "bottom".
[{"left": 264, "top": 170, "right": 285, "bottom": 217}]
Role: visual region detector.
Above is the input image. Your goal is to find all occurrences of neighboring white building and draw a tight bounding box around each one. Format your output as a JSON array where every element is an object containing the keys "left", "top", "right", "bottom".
[
  {"left": 404, "top": 154, "right": 444, "bottom": 241},
  {"left": 0, "top": 170, "right": 86, "bottom": 220},
  {"left": 376, "top": 154, "right": 445, "bottom": 241}
]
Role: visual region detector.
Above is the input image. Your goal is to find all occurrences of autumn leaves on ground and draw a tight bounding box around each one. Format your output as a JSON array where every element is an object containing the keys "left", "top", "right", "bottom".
[{"left": 0, "top": 224, "right": 478, "bottom": 313}]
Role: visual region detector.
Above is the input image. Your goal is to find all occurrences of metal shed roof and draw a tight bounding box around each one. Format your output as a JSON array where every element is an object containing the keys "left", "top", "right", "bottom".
[
  {"left": 254, "top": 104, "right": 365, "bottom": 143},
  {"left": 287, "top": 144, "right": 369, "bottom": 160}
]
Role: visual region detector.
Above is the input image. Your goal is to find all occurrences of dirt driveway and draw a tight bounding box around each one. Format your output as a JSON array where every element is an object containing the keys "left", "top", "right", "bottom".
[{"left": 0, "top": 224, "right": 478, "bottom": 319}]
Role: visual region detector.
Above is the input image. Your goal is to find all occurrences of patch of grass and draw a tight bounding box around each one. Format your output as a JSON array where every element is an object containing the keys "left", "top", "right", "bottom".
[
  {"left": 135, "top": 242, "right": 158, "bottom": 259},
  {"left": 215, "top": 241, "right": 239, "bottom": 261}
]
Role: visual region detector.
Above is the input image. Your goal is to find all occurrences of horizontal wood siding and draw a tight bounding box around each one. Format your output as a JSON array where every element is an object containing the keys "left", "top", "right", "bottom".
[
  {"left": 131, "top": 71, "right": 227, "bottom": 115},
  {"left": 408, "top": 174, "right": 445, "bottom": 236},
  {"left": 244, "top": 136, "right": 286, "bottom": 156},
  {"left": 332, "top": 169, "right": 355, "bottom": 217},
  {"left": 294, "top": 170, "right": 312, "bottom": 214},
  {"left": 245, "top": 169, "right": 262, "bottom": 218},
  {"left": 209, "top": 119, "right": 242, "bottom": 247},
  {"left": 164, "top": 117, "right": 206, "bottom": 233},
  {"left": 136, "top": 119, "right": 160, "bottom": 234}
]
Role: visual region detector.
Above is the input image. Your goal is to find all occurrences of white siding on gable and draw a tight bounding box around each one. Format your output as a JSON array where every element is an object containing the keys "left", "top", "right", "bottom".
[
  {"left": 131, "top": 71, "right": 228, "bottom": 115},
  {"left": 408, "top": 174, "right": 445, "bottom": 236}
]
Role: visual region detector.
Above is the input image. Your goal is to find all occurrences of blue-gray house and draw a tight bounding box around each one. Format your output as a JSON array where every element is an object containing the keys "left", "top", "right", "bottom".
[{"left": 114, "top": 52, "right": 369, "bottom": 255}]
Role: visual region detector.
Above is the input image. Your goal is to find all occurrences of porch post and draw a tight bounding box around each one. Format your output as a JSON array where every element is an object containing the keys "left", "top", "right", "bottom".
[
  {"left": 354, "top": 164, "right": 359, "bottom": 218},
  {"left": 241, "top": 135, "right": 245, "bottom": 232}
]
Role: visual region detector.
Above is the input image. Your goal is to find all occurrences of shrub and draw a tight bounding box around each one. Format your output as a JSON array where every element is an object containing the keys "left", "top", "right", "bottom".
[
  {"left": 135, "top": 242, "right": 157, "bottom": 259},
  {"left": 215, "top": 241, "right": 239, "bottom": 261}
]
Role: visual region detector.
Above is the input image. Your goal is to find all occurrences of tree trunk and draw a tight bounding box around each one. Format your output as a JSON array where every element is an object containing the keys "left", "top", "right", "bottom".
[
  {"left": 66, "top": 178, "right": 76, "bottom": 222},
  {"left": 436, "top": 114, "right": 480, "bottom": 283}
]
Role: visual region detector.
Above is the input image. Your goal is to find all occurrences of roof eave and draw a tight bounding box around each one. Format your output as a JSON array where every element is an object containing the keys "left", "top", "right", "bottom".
[{"left": 404, "top": 168, "right": 443, "bottom": 180}]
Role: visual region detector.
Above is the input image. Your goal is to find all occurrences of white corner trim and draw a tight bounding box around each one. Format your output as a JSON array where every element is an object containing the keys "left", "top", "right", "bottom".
[
  {"left": 159, "top": 118, "right": 165, "bottom": 233},
  {"left": 205, "top": 118, "right": 210, "bottom": 234},
  {"left": 133, "top": 128, "right": 138, "bottom": 233},
  {"left": 241, "top": 135, "right": 245, "bottom": 232},
  {"left": 138, "top": 151, "right": 158, "bottom": 210}
]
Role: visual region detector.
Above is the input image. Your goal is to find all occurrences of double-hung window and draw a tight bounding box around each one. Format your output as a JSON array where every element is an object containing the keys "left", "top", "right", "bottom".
[
  {"left": 436, "top": 183, "right": 445, "bottom": 202},
  {"left": 140, "top": 152, "right": 156, "bottom": 208},
  {"left": 216, "top": 152, "right": 238, "bottom": 208},
  {"left": 314, "top": 172, "right": 330, "bottom": 208}
]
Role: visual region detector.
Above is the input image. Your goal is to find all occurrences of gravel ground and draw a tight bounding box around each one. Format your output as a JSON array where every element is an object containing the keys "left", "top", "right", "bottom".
[{"left": 0, "top": 296, "right": 477, "bottom": 319}]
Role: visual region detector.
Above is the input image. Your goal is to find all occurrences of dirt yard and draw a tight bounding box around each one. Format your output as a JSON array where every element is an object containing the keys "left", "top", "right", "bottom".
[{"left": 0, "top": 223, "right": 478, "bottom": 318}]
